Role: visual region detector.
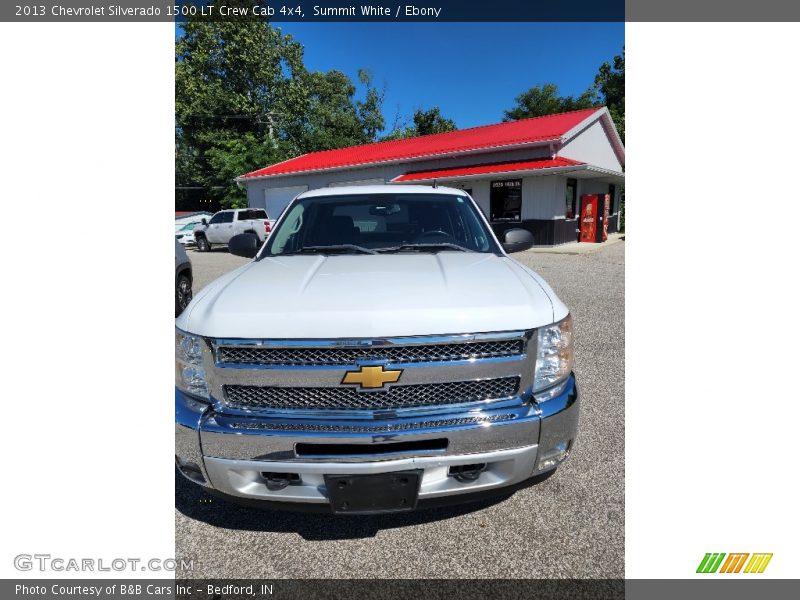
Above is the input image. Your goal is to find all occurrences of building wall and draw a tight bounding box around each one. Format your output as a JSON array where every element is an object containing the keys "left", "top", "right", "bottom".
[
  {"left": 446, "top": 179, "right": 491, "bottom": 217},
  {"left": 244, "top": 145, "right": 556, "bottom": 213},
  {"left": 559, "top": 119, "right": 624, "bottom": 173},
  {"left": 242, "top": 119, "right": 623, "bottom": 244},
  {"left": 245, "top": 167, "right": 615, "bottom": 245},
  {"left": 580, "top": 178, "right": 613, "bottom": 195},
  {"left": 522, "top": 174, "right": 561, "bottom": 220}
]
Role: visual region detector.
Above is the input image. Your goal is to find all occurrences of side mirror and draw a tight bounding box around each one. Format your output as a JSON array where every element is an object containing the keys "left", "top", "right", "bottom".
[
  {"left": 201, "top": 218, "right": 208, "bottom": 226},
  {"left": 229, "top": 233, "right": 260, "bottom": 258},
  {"left": 501, "top": 228, "right": 535, "bottom": 253}
]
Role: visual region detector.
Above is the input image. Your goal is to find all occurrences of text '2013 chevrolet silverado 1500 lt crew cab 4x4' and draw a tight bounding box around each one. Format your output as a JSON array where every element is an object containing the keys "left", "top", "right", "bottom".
[{"left": 176, "top": 185, "right": 578, "bottom": 514}]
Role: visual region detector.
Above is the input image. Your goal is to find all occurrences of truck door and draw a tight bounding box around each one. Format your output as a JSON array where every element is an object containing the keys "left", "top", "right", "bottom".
[{"left": 206, "top": 211, "right": 233, "bottom": 243}]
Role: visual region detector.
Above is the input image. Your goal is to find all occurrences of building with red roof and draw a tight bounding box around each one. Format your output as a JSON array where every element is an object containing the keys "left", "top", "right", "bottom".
[{"left": 237, "top": 107, "right": 624, "bottom": 245}]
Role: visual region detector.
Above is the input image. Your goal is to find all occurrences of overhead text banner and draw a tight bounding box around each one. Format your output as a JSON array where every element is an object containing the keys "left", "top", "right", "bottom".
[
  {"left": 4, "top": 1, "right": 621, "bottom": 22},
  {"left": 9, "top": 0, "right": 797, "bottom": 23}
]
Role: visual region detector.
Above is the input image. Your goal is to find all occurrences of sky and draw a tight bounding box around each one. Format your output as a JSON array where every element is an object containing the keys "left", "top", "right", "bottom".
[
  {"left": 276, "top": 23, "right": 623, "bottom": 130},
  {"left": 177, "top": 22, "right": 624, "bottom": 131}
]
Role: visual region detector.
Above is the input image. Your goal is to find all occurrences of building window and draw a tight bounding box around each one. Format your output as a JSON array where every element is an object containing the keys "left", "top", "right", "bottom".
[
  {"left": 608, "top": 184, "right": 616, "bottom": 214},
  {"left": 490, "top": 179, "right": 522, "bottom": 222},
  {"left": 566, "top": 178, "right": 578, "bottom": 219}
]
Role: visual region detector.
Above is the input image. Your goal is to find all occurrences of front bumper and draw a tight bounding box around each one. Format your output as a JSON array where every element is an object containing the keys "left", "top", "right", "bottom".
[{"left": 175, "top": 375, "right": 579, "bottom": 511}]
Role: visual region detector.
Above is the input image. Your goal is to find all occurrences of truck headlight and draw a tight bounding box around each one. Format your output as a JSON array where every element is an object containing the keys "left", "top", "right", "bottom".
[
  {"left": 175, "top": 329, "right": 209, "bottom": 399},
  {"left": 534, "top": 314, "right": 573, "bottom": 397}
]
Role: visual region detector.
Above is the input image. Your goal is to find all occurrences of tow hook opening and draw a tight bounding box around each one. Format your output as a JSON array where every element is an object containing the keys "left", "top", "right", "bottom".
[
  {"left": 175, "top": 456, "right": 206, "bottom": 485},
  {"left": 448, "top": 463, "right": 487, "bottom": 483},
  {"left": 261, "top": 472, "right": 301, "bottom": 491}
]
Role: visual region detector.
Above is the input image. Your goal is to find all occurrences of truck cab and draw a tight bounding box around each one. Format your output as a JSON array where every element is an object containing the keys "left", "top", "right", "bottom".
[{"left": 176, "top": 185, "right": 578, "bottom": 513}]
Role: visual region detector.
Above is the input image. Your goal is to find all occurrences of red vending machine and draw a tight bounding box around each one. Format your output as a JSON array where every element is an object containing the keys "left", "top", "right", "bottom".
[
  {"left": 579, "top": 195, "right": 598, "bottom": 243},
  {"left": 579, "top": 194, "right": 610, "bottom": 243}
]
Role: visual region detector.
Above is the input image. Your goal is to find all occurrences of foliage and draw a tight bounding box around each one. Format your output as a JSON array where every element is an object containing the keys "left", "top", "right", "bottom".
[
  {"left": 594, "top": 48, "right": 625, "bottom": 144},
  {"left": 175, "top": 4, "right": 385, "bottom": 208},
  {"left": 503, "top": 83, "right": 599, "bottom": 121},
  {"left": 502, "top": 48, "right": 624, "bottom": 143},
  {"left": 355, "top": 69, "right": 386, "bottom": 142},
  {"left": 284, "top": 69, "right": 385, "bottom": 153},
  {"left": 382, "top": 107, "right": 457, "bottom": 140}
]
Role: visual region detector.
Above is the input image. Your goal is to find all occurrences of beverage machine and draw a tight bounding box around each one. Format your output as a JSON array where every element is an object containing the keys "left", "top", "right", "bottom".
[{"left": 579, "top": 193, "right": 610, "bottom": 243}]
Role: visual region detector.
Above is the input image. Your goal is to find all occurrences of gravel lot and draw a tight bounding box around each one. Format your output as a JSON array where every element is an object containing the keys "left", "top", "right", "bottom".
[{"left": 176, "top": 242, "right": 625, "bottom": 578}]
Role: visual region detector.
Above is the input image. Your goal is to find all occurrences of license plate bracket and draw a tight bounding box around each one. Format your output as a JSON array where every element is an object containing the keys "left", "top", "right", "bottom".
[{"left": 324, "top": 470, "right": 422, "bottom": 514}]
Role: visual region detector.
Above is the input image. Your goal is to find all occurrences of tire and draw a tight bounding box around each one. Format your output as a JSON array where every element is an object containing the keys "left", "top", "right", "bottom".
[
  {"left": 175, "top": 273, "right": 192, "bottom": 316},
  {"left": 196, "top": 235, "right": 210, "bottom": 252},
  {"left": 241, "top": 230, "right": 263, "bottom": 249}
]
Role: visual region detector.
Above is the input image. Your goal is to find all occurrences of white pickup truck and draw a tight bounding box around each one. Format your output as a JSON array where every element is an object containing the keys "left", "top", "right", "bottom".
[
  {"left": 176, "top": 185, "right": 578, "bottom": 513},
  {"left": 193, "top": 208, "right": 272, "bottom": 252}
]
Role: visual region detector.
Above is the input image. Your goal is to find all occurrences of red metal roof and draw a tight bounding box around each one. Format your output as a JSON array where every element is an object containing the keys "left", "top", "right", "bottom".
[
  {"left": 391, "top": 157, "right": 584, "bottom": 182},
  {"left": 240, "top": 108, "right": 601, "bottom": 179}
]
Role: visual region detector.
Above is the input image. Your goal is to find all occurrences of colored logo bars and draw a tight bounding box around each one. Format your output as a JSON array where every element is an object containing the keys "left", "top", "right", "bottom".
[{"left": 696, "top": 553, "right": 773, "bottom": 574}]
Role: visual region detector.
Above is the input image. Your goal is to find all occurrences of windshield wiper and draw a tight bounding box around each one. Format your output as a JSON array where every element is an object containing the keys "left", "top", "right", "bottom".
[
  {"left": 377, "top": 243, "right": 470, "bottom": 253},
  {"left": 286, "top": 244, "right": 377, "bottom": 255}
]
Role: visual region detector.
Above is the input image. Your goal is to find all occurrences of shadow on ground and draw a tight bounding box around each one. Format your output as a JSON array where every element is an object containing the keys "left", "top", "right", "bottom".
[{"left": 175, "top": 469, "right": 550, "bottom": 541}]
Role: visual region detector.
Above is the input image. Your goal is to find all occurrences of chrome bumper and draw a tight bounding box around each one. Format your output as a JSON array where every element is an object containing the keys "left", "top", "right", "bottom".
[{"left": 175, "top": 374, "right": 579, "bottom": 507}]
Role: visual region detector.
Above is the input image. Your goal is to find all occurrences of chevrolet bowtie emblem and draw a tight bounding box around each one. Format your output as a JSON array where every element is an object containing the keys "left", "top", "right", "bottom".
[{"left": 341, "top": 365, "right": 403, "bottom": 389}]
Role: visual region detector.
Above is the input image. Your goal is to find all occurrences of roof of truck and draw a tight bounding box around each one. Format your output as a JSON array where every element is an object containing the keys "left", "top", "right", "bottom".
[{"left": 296, "top": 184, "right": 467, "bottom": 199}]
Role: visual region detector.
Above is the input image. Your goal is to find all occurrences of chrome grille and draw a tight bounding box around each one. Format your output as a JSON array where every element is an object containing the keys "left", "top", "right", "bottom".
[
  {"left": 230, "top": 414, "right": 515, "bottom": 433},
  {"left": 216, "top": 339, "right": 524, "bottom": 366},
  {"left": 224, "top": 377, "right": 519, "bottom": 411}
]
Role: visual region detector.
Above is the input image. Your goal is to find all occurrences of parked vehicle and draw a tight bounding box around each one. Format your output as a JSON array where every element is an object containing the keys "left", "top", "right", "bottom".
[
  {"left": 193, "top": 208, "right": 271, "bottom": 252},
  {"left": 175, "top": 221, "right": 202, "bottom": 246},
  {"left": 176, "top": 212, "right": 213, "bottom": 232},
  {"left": 175, "top": 186, "right": 577, "bottom": 513},
  {"left": 175, "top": 240, "right": 193, "bottom": 317}
]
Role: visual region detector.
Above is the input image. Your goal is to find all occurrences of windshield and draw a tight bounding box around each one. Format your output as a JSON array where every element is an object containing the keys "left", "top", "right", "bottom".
[{"left": 263, "top": 193, "right": 499, "bottom": 256}]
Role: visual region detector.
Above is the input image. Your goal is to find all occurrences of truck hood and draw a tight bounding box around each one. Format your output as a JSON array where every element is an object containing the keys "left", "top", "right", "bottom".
[{"left": 177, "top": 253, "right": 565, "bottom": 339}]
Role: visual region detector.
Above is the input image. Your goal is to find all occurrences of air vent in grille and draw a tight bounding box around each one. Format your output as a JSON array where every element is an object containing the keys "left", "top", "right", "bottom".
[
  {"left": 230, "top": 414, "right": 516, "bottom": 433},
  {"left": 216, "top": 340, "right": 524, "bottom": 366},
  {"left": 224, "top": 377, "right": 519, "bottom": 411}
]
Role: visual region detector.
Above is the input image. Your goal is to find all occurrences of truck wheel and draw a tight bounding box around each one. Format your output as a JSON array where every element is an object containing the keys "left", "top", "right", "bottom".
[
  {"left": 175, "top": 273, "right": 192, "bottom": 316},
  {"left": 196, "top": 236, "right": 210, "bottom": 252}
]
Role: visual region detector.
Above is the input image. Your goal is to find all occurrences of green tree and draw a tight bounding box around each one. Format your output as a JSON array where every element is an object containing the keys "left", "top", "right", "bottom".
[
  {"left": 175, "top": 8, "right": 306, "bottom": 207},
  {"left": 595, "top": 48, "right": 624, "bottom": 143},
  {"left": 355, "top": 69, "right": 386, "bottom": 142},
  {"left": 503, "top": 83, "right": 599, "bottom": 121},
  {"left": 204, "top": 133, "right": 288, "bottom": 208},
  {"left": 175, "top": 4, "right": 385, "bottom": 208},
  {"left": 382, "top": 106, "right": 457, "bottom": 140},
  {"left": 287, "top": 69, "right": 385, "bottom": 153},
  {"left": 412, "top": 107, "right": 457, "bottom": 136}
]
